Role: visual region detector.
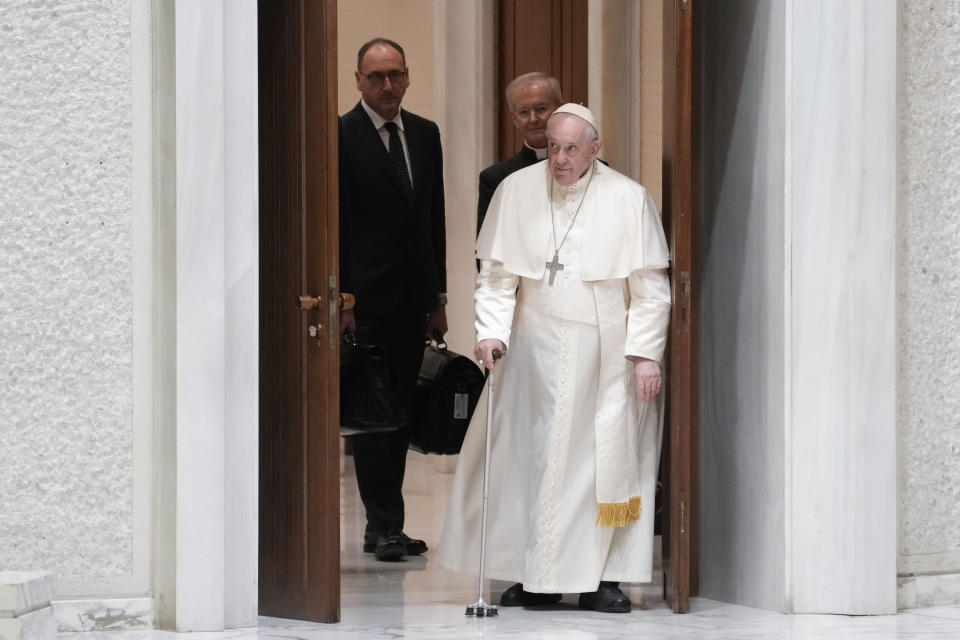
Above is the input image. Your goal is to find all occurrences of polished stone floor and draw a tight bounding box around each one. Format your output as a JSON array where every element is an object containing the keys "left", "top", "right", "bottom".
[{"left": 63, "top": 451, "right": 960, "bottom": 639}]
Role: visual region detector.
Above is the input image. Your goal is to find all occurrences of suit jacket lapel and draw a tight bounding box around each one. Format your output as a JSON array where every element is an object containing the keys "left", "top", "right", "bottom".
[{"left": 351, "top": 102, "right": 409, "bottom": 197}]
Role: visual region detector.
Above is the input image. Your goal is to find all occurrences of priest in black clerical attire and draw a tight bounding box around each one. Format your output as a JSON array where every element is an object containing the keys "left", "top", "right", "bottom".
[{"left": 476, "top": 72, "right": 563, "bottom": 239}]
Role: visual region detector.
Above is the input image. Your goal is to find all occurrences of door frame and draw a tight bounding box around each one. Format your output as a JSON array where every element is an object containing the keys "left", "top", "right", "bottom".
[{"left": 254, "top": 0, "right": 697, "bottom": 623}]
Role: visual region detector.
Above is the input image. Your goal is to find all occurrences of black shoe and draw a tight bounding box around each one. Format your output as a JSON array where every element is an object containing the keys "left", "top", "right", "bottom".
[
  {"left": 398, "top": 532, "right": 427, "bottom": 555},
  {"left": 373, "top": 530, "right": 406, "bottom": 561},
  {"left": 499, "top": 583, "right": 563, "bottom": 607},
  {"left": 363, "top": 528, "right": 427, "bottom": 556},
  {"left": 362, "top": 526, "right": 379, "bottom": 553},
  {"left": 578, "top": 582, "right": 631, "bottom": 613}
]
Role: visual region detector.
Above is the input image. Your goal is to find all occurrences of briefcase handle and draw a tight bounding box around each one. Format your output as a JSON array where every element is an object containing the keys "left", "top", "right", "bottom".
[{"left": 424, "top": 334, "right": 447, "bottom": 350}]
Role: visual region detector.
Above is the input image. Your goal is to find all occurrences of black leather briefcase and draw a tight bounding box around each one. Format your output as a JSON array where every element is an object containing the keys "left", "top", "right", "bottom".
[
  {"left": 409, "top": 339, "right": 485, "bottom": 454},
  {"left": 339, "top": 332, "right": 406, "bottom": 435}
]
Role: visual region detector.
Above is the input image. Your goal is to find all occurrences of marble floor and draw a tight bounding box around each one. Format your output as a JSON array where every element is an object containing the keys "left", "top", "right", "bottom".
[{"left": 63, "top": 451, "right": 960, "bottom": 640}]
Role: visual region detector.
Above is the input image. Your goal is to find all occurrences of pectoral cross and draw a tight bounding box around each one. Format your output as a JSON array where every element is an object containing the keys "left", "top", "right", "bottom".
[{"left": 545, "top": 251, "right": 564, "bottom": 286}]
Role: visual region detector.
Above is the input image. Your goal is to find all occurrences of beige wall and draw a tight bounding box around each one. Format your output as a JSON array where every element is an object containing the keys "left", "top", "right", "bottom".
[
  {"left": 588, "top": 0, "right": 662, "bottom": 208},
  {"left": 338, "top": 0, "right": 435, "bottom": 119},
  {"left": 432, "top": 1, "right": 497, "bottom": 361}
]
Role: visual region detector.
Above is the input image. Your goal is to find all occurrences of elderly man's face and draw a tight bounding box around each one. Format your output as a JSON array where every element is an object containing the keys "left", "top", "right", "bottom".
[
  {"left": 547, "top": 114, "right": 601, "bottom": 186},
  {"left": 355, "top": 44, "right": 409, "bottom": 120},
  {"left": 509, "top": 81, "right": 561, "bottom": 149}
]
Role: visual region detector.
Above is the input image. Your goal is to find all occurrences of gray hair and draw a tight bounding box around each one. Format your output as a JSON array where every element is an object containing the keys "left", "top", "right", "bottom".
[{"left": 505, "top": 72, "right": 562, "bottom": 111}]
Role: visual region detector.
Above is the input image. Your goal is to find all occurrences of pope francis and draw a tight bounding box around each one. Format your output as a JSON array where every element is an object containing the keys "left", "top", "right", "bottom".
[{"left": 437, "top": 104, "right": 672, "bottom": 613}]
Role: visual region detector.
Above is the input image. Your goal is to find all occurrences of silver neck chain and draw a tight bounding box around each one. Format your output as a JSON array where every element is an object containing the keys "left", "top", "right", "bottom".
[{"left": 549, "top": 162, "right": 595, "bottom": 256}]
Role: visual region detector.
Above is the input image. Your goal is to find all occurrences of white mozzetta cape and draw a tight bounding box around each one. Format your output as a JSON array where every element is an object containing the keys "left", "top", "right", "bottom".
[{"left": 476, "top": 160, "right": 670, "bottom": 280}]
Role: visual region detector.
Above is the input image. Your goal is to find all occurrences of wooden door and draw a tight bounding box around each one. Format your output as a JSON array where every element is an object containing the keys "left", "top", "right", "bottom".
[
  {"left": 258, "top": 0, "right": 341, "bottom": 622},
  {"left": 662, "top": 0, "right": 697, "bottom": 614},
  {"left": 495, "top": 0, "right": 589, "bottom": 160}
]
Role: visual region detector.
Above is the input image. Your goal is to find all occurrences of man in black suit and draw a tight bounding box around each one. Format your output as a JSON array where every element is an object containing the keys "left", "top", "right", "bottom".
[
  {"left": 476, "top": 72, "right": 563, "bottom": 237},
  {"left": 339, "top": 37, "right": 447, "bottom": 561}
]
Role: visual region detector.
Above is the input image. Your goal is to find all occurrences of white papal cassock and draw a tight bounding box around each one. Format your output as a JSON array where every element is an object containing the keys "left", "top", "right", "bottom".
[{"left": 437, "top": 160, "right": 672, "bottom": 593}]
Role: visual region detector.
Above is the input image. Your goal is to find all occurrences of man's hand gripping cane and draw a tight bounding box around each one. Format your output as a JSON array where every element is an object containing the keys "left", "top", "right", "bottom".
[{"left": 475, "top": 339, "right": 506, "bottom": 371}]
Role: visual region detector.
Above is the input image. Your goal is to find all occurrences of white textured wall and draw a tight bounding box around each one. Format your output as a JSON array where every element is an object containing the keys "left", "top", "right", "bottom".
[
  {"left": 0, "top": 0, "right": 136, "bottom": 591},
  {"left": 898, "top": 1, "right": 960, "bottom": 577}
]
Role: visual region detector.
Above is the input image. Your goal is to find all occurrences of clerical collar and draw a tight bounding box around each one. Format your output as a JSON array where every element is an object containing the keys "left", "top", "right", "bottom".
[
  {"left": 524, "top": 142, "right": 548, "bottom": 160},
  {"left": 361, "top": 98, "right": 404, "bottom": 133}
]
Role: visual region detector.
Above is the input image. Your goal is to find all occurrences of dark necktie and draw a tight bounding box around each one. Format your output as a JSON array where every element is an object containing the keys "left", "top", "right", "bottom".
[{"left": 383, "top": 121, "right": 413, "bottom": 197}]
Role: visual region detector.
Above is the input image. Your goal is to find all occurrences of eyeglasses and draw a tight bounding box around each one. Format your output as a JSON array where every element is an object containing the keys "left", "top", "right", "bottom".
[
  {"left": 360, "top": 70, "right": 407, "bottom": 87},
  {"left": 512, "top": 104, "right": 554, "bottom": 121}
]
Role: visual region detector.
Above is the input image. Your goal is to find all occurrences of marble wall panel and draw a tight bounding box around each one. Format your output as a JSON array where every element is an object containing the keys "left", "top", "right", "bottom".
[
  {"left": 898, "top": 574, "right": 960, "bottom": 610},
  {"left": 53, "top": 598, "right": 152, "bottom": 632},
  {"left": 0, "top": 605, "right": 55, "bottom": 640},
  {"left": 787, "top": 0, "right": 897, "bottom": 615},
  {"left": 221, "top": 0, "right": 259, "bottom": 628},
  {"left": 0, "top": 572, "right": 55, "bottom": 615},
  {"left": 696, "top": 0, "right": 787, "bottom": 612},
  {"left": 170, "top": 0, "right": 259, "bottom": 630},
  {"left": 698, "top": 0, "right": 898, "bottom": 614},
  {"left": 174, "top": 0, "right": 227, "bottom": 627}
]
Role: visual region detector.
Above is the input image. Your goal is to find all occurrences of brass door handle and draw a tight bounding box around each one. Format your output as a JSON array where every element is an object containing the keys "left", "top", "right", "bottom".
[
  {"left": 338, "top": 293, "right": 355, "bottom": 311},
  {"left": 297, "top": 295, "right": 322, "bottom": 310},
  {"left": 298, "top": 293, "right": 353, "bottom": 310},
  {"left": 298, "top": 282, "right": 355, "bottom": 349}
]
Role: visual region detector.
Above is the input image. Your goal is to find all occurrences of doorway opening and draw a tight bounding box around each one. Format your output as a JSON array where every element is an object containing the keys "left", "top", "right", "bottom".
[{"left": 257, "top": 0, "right": 695, "bottom": 624}]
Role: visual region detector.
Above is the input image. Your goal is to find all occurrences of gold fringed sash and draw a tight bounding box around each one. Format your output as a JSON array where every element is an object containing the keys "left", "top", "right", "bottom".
[{"left": 596, "top": 496, "right": 642, "bottom": 528}]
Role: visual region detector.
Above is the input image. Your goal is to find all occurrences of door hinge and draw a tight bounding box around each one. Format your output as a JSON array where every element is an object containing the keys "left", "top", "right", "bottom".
[
  {"left": 677, "top": 270, "right": 691, "bottom": 333},
  {"left": 681, "top": 0, "right": 689, "bottom": 11},
  {"left": 680, "top": 496, "right": 688, "bottom": 535}
]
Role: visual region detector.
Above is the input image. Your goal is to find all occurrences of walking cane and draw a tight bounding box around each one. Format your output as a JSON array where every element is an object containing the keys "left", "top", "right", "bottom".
[{"left": 466, "top": 348, "right": 502, "bottom": 617}]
